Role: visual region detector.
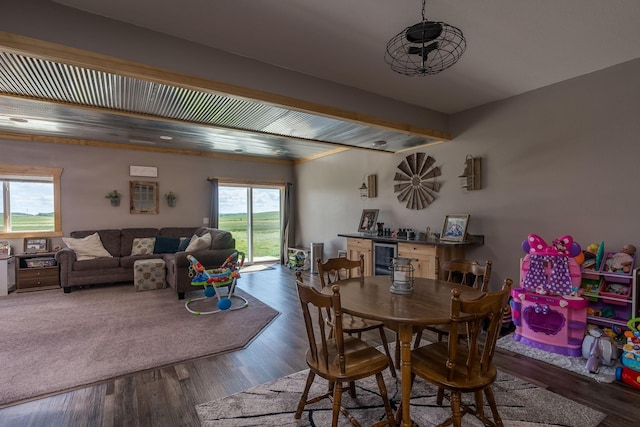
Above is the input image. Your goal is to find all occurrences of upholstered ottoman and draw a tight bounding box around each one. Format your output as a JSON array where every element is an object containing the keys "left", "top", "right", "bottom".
[{"left": 134, "top": 259, "right": 167, "bottom": 291}]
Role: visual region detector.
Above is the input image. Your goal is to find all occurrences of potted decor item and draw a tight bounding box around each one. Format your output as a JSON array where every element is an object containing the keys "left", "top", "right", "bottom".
[
  {"left": 165, "top": 191, "right": 177, "bottom": 207},
  {"left": 105, "top": 190, "right": 121, "bottom": 206}
]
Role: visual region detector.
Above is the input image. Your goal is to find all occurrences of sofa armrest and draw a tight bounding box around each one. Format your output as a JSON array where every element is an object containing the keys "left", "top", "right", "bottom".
[{"left": 55, "top": 248, "right": 77, "bottom": 288}]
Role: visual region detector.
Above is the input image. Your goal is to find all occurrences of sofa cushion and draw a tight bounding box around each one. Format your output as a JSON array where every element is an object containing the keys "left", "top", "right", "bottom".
[
  {"left": 194, "top": 227, "right": 233, "bottom": 249},
  {"left": 131, "top": 237, "right": 156, "bottom": 255},
  {"left": 70, "top": 229, "right": 121, "bottom": 257},
  {"left": 72, "top": 256, "right": 120, "bottom": 271},
  {"left": 62, "top": 232, "right": 113, "bottom": 261},
  {"left": 185, "top": 233, "right": 211, "bottom": 252},
  {"left": 120, "top": 228, "right": 160, "bottom": 256},
  {"left": 153, "top": 236, "right": 180, "bottom": 254}
]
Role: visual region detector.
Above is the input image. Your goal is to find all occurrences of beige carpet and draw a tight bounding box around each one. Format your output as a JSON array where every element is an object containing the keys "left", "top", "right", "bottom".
[
  {"left": 196, "top": 367, "right": 606, "bottom": 426},
  {"left": 0, "top": 283, "right": 279, "bottom": 408}
]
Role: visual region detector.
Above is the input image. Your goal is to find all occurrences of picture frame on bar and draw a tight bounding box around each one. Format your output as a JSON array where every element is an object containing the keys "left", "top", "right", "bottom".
[
  {"left": 440, "top": 214, "right": 470, "bottom": 242},
  {"left": 358, "top": 209, "right": 379, "bottom": 233}
]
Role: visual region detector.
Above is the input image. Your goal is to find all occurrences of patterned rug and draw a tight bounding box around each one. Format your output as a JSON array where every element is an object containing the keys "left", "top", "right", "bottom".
[
  {"left": 196, "top": 367, "right": 606, "bottom": 426},
  {"left": 496, "top": 334, "right": 617, "bottom": 383}
]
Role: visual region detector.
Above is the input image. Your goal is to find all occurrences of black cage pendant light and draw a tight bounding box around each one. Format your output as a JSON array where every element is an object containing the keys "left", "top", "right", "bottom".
[{"left": 384, "top": 0, "right": 466, "bottom": 76}]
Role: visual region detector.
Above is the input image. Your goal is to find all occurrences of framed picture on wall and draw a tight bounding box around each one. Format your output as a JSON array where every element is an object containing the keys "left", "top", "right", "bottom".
[
  {"left": 358, "top": 209, "right": 379, "bottom": 233},
  {"left": 440, "top": 214, "right": 470, "bottom": 242}
]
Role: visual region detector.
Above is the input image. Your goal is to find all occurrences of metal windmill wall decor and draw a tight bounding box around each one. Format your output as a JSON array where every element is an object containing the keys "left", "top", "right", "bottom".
[{"left": 393, "top": 152, "right": 441, "bottom": 209}]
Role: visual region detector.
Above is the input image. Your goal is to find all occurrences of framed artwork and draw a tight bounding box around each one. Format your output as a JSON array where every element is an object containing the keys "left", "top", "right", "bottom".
[
  {"left": 24, "top": 238, "right": 49, "bottom": 253},
  {"left": 358, "top": 209, "right": 379, "bottom": 233},
  {"left": 130, "top": 181, "right": 159, "bottom": 214},
  {"left": 129, "top": 165, "right": 158, "bottom": 178},
  {"left": 440, "top": 214, "right": 470, "bottom": 242}
]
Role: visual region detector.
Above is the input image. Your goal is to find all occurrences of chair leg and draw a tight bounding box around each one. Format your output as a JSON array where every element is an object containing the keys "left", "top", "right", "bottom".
[
  {"left": 348, "top": 381, "right": 356, "bottom": 398},
  {"left": 413, "top": 330, "right": 423, "bottom": 348},
  {"left": 331, "top": 382, "right": 344, "bottom": 427},
  {"left": 474, "top": 390, "right": 484, "bottom": 418},
  {"left": 374, "top": 371, "right": 396, "bottom": 427},
  {"left": 378, "top": 327, "right": 397, "bottom": 377},
  {"left": 295, "top": 370, "right": 316, "bottom": 419},
  {"left": 450, "top": 391, "right": 463, "bottom": 427},
  {"left": 484, "top": 386, "right": 504, "bottom": 427},
  {"left": 394, "top": 334, "right": 401, "bottom": 370}
]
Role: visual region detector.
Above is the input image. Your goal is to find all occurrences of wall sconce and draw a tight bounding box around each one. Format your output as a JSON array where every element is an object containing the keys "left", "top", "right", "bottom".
[
  {"left": 359, "top": 174, "right": 378, "bottom": 199},
  {"left": 359, "top": 181, "right": 368, "bottom": 199},
  {"left": 459, "top": 155, "right": 482, "bottom": 190}
]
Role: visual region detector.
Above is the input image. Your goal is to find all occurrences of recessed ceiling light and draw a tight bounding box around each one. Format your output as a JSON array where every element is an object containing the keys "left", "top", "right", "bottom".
[
  {"left": 372, "top": 140, "right": 387, "bottom": 147},
  {"left": 10, "top": 117, "right": 28, "bottom": 123},
  {"left": 159, "top": 135, "right": 173, "bottom": 140},
  {"left": 234, "top": 148, "right": 244, "bottom": 153}
]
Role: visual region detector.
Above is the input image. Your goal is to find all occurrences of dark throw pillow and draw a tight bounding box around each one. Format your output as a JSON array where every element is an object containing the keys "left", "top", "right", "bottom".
[
  {"left": 153, "top": 236, "right": 180, "bottom": 254},
  {"left": 178, "top": 236, "right": 191, "bottom": 252}
]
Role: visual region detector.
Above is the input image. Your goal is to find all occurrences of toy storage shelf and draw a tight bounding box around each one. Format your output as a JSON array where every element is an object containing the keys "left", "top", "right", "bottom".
[{"left": 580, "top": 267, "right": 638, "bottom": 330}]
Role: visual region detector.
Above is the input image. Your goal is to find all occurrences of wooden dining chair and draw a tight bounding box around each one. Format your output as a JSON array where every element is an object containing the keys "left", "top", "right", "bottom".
[
  {"left": 399, "top": 278, "right": 513, "bottom": 427},
  {"left": 317, "top": 255, "right": 397, "bottom": 378},
  {"left": 294, "top": 278, "right": 396, "bottom": 427},
  {"left": 422, "top": 257, "right": 493, "bottom": 342}
]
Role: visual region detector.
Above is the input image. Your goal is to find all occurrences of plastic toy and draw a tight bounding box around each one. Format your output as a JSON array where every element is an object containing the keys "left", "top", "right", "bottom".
[
  {"left": 619, "top": 318, "right": 640, "bottom": 371},
  {"left": 521, "top": 234, "right": 582, "bottom": 296},
  {"left": 512, "top": 234, "right": 588, "bottom": 356},
  {"left": 185, "top": 252, "right": 248, "bottom": 315},
  {"left": 582, "top": 326, "right": 618, "bottom": 373},
  {"left": 616, "top": 366, "right": 640, "bottom": 390},
  {"left": 602, "top": 244, "right": 636, "bottom": 274}
]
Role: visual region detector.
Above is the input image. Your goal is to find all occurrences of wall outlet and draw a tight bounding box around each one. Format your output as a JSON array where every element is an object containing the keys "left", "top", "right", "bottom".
[{"left": 203, "top": 217, "right": 209, "bottom": 225}]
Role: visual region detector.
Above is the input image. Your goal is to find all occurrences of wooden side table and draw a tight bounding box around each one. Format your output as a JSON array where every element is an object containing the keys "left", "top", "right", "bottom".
[{"left": 15, "top": 252, "right": 60, "bottom": 292}]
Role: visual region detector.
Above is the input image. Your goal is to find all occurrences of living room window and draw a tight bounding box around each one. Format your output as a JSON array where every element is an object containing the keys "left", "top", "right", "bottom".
[{"left": 0, "top": 165, "right": 63, "bottom": 238}]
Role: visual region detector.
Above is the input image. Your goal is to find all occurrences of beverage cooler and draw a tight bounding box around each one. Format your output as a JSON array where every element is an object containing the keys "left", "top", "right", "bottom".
[{"left": 374, "top": 242, "right": 397, "bottom": 275}]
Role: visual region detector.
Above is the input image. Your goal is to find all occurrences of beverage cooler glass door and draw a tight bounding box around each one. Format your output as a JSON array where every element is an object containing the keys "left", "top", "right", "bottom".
[{"left": 374, "top": 243, "right": 397, "bottom": 275}]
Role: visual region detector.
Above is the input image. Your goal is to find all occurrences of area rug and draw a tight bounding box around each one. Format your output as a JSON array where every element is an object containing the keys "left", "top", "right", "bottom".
[
  {"left": 496, "top": 333, "right": 616, "bottom": 383},
  {"left": 0, "top": 284, "right": 279, "bottom": 407},
  {"left": 196, "top": 367, "right": 606, "bottom": 426},
  {"left": 240, "top": 264, "right": 276, "bottom": 273}
]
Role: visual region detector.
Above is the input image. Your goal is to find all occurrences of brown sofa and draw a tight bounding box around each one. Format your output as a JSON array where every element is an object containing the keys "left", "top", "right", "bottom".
[{"left": 55, "top": 227, "right": 236, "bottom": 299}]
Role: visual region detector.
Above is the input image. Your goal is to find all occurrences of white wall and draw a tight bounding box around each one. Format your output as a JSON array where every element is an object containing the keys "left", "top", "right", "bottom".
[{"left": 296, "top": 58, "right": 640, "bottom": 289}]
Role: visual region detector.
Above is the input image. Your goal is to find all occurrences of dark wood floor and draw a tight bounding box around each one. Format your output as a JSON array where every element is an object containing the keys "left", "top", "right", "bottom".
[{"left": 0, "top": 265, "right": 637, "bottom": 426}]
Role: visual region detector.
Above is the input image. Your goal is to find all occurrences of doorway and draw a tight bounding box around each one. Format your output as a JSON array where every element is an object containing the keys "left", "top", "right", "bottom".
[{"left": 218, "top": 184, "right": 282, "bottom": 264}]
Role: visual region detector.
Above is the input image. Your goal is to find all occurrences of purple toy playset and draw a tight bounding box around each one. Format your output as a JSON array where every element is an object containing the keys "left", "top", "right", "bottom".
[{"left": 511, "top": 234, "right": 589, "bottom": 356}]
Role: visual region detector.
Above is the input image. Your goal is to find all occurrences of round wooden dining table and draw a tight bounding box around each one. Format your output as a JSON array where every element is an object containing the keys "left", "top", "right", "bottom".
[{"left": 321, "top": 275, "right": 486, "bottom": 427}]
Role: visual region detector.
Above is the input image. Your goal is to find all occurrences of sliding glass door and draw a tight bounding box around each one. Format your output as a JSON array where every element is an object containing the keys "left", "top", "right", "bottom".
[{"left": 218, "top": 184, "right": 282, "bottom": 264}]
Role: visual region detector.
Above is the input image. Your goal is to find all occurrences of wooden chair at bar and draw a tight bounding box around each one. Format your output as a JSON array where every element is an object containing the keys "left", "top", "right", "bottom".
[
  {"left": 399, "top": 279, "right": 513, "bottom": 427},
  {"left": 317, "top": 255, "right": 397, "bottom": 378},
  {"left": 294, "top": 274, "right": 396, "bottom": 427}
]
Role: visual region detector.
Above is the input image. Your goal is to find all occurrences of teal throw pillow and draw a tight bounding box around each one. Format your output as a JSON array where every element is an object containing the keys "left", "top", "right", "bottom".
[
  {"left": 178, "top": 236, "right": 191, "bottom": 252},
  {"left": 153, "top": 236, "right": 180, "bottom": 254}
]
